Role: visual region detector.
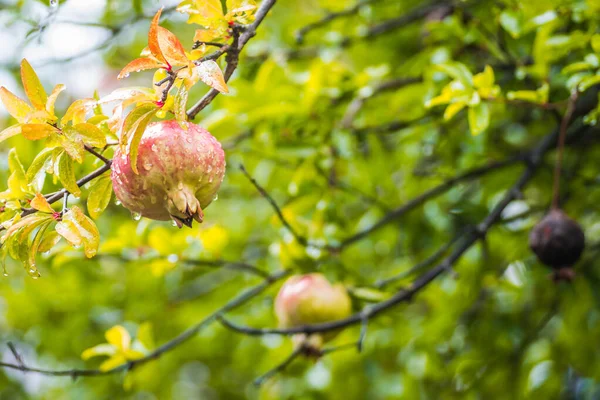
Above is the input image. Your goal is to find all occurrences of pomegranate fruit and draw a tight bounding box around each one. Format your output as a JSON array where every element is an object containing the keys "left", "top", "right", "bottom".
[
  {"left": 275, "top": 273, "right": 352, "bottom": 352},
  {"left": 529, "top": 209, "right": 585, "bottom": 280},
  {"left": 111, "top": 120, "right": 225, "bottom": 228}
]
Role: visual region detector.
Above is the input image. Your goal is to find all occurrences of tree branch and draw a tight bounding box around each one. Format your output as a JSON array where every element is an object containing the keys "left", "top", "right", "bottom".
[
  {"left": 186, "top": 0, "right": 277, "bottom": 119},
  {"left": 215, "top": 123, "right": 586, "bottom": 337},
  {"left": 0, "top": 269, "right": 290, "bottom": 377}
]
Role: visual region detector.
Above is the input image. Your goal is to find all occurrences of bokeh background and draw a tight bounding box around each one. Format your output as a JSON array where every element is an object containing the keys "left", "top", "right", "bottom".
[{"left": 1, "top": 0, "right": 600, "bottom": 398}]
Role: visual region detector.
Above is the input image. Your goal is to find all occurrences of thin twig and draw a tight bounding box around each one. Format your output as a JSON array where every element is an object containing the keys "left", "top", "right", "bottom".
[
  {"left": 253, "top": 345, "right": 304, "bottom": 386},
  {"left": 295, "top": 0, "right": 380, "bottom": 44},
  {"left": 552, "top": 91, "right": 578, "bottom": 209},
  {"left": 84, "top": 145, "right": 112, "bottom": 165}
]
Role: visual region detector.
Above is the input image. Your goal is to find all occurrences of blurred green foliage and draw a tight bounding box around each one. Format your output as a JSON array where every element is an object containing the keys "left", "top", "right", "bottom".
[{"left": 0, "top": 0, "right": 600, "bottom": 398}]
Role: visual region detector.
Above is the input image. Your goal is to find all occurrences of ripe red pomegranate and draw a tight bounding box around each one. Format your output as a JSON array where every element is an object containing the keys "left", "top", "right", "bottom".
[
  {"left": 111, "top": 120, "right": 225, "bottom": 228},
  {"left": 529, "top": 209, "right": 585, "bottom": 281},
  {"left": 275, "top": 273, "right": 352, "bottom": 353}
]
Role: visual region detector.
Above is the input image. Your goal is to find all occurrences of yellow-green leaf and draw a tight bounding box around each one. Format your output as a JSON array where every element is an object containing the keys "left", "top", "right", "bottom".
[
  {"left": 87, "top": 174, "right": 112, "bottom": 219},
  {"left": 20, "top": 59, "right": 47, "bottom": 110},
  {"left": 62, "top": 98, "right": 96, "bottom": 126},
  {"left": 173, "top": 84, "right": 189, "bottom": 122},
  {"left": 69, "top": 123, "right": 107, "bottom": 148},
  {"left": 99, "top": 354, "right": 127, "bottom": 372},
  {"left": 105, "top": 325, "right": 131, "bottom": 351},
  {"left": 55, "top": 218, "right": 82, "bottom": 248},
  {"left": 197, "top": 60, "right": 229, "bottom": 93},
  {"left": 56, "top": 151, "right": 81, "bottom": 197},
  {"left": 59, "top": 132, "right": 85, "bottom": 163},
  {"left": 65, "top": 206, "right": 99, "bottom": 257},
  {"left": 21, "top": 123, "right": 59, "bottom": 140},
  {"left": 0, "top": 124, "right": 21, "bottom": 143},
  {"left": 81, "top": 344, "right": 117, "bottom": 360},
  {"left": 30, "top": 193, "right": 54, "bottom": 213},
  {"left": 122, "top": 103, "right": 157, "bottom": 174},
  {"left": 0, "top": 87, "right": 33, "bottom": 123},
  {"left": 26, "top": 147, "right": 54, "bottom": 193},
  {"left": 37, "top": 231, "right": 61, "bottom": 253},
  {"left": 46, "top": 84, "right": 66, "bottom": 116},
  {"left": 443, "top": 101, "right": 467, "bottom": 121}
]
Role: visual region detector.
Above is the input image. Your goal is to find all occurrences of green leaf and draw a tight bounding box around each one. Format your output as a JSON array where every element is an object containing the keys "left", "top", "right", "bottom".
[
  {"left": 56, "top": 151, "right": 81, "bottom": 197},
  {"left": 20, "top": 59, "right": 47, "bottom": 111},
  {"left": 468, "top": 102, "right": 490, "bottom": 136},
  {"left": 499, "top": 10, "right": 522, "bottom": 38},
  {"left": 87, "top": 174, "right": 112, "bottom": 220},
  {"left": 578, "top": 74, "right": 600, "bottom": 92},
  {"left": 592, "top": 34, "right": 600, "bottom": 54},
  {"left": 562, "top": 61, "right": 595, "bottom": 75}
]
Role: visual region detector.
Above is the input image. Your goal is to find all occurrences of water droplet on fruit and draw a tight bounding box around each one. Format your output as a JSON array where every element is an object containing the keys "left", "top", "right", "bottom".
[
  {"left": 171, "top": 220, "right": 179, "bottom": 227},
  {"left": 178, "top": 182, "right": 184, "bottom": 190},
  {"left": 136, "top": 69, "right": 141, "bottom": 73},
  {"left": 49, "top": 0, "right": 58, "bottom": 7},
  {"left": 115, "top": 200, "right": 122, "bottom": 206},
  {"left": 213, "top": 194, "right": 218, "bottom": 201},
  {"left": 132, "top": 212, "right": 142, "bottom": 221},
  {"left": 143, "top": 161, "right": 153, "bottom": 170}
]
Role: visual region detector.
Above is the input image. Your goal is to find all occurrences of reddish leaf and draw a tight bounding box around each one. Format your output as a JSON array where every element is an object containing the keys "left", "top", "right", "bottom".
[
  {"left": 148, "top": 8, "right": 169, "bottom": 68},
  {"left": 118, "top": 58, "right": 165, "bottom": 79},
  {"left": 157, "top": 27, "right": 189, "bottom": 66}
]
